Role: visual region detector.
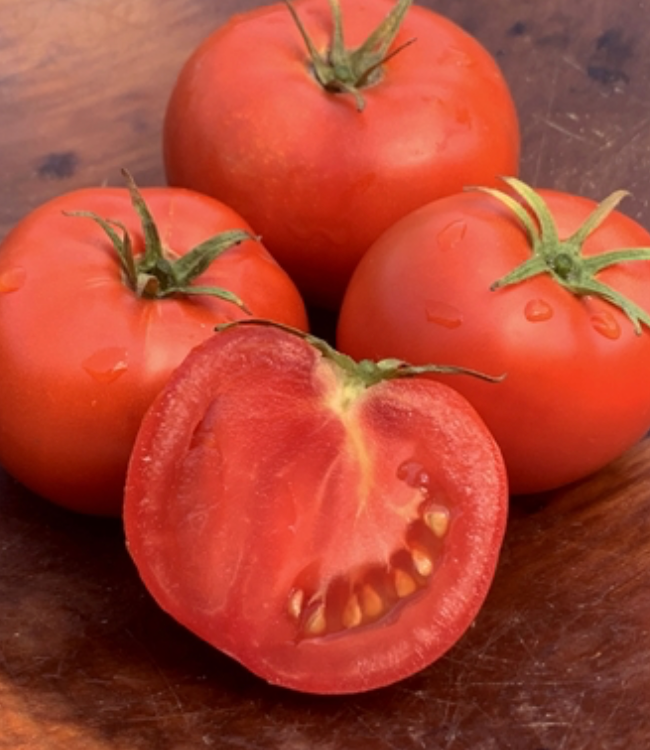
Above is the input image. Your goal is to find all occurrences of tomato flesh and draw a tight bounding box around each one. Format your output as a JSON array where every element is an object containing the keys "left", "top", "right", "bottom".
[{"left": 124, "top": 324, "right": 508, "bottom": 694}]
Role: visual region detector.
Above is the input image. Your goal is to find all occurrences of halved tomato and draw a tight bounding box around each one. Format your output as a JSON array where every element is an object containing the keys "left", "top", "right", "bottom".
[{"left": 124, "top": 322, "right": 508, "bottom": 694}]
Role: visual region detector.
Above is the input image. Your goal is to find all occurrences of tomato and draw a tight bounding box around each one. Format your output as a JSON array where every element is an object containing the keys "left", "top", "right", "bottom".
[
  {"left": 0, "top": 178, "right": 307, "bottom": 516},
  {"left": 123, "top": 321, "right": 508, "bottom": 694},
  {"left": 337, "top": 178, "right": 650, "bottom": 495},
  {"left": 163, "top": 0, "right": 520, "bottom": 309}
]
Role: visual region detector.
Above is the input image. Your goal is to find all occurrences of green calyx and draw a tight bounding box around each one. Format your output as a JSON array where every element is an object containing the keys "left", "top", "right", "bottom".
[
  {"left": 284, "top": 0, "right": 415, "bottom": 111},
  {"left": 477, "top": 177, "right": 650, "bottom": 335},
  {"left": 67, "top": 169, "right": 255, "bottom": 311},
  {"left": 217, "top": 318, "right": 503, "bottom": 392}
]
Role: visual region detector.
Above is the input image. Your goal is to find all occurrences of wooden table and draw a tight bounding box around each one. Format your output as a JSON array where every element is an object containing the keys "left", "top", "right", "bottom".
[{"left": 2, "top": 0, "right": 650, "bottom": 747}]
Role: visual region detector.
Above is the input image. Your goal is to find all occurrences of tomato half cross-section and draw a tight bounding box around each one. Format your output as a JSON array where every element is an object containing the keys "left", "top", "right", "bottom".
[
  {"left": 163, "top": 0, "right": 520, "bottom": 309},
  {"left": 0, "top": 174, "right": 307, "bottom": 516},
  {"left": 124, "top": 321, "right": 508, "bottom": 694}
]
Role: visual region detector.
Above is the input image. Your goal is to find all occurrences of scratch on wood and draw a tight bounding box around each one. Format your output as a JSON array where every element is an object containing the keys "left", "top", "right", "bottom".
[
  {"left": 532, "top": 60, "right": 561, "bottom": 185},
  {"left": 538, "top": 118, "right": 590, "bottom": 143}
]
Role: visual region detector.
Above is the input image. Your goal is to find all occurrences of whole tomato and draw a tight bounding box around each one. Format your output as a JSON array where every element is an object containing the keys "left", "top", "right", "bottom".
[
  {"left": 337, "top": 178, "right": 650, "bottom": 494},
  {"left": 0, "top": 174, "right": 307, "bottom": 515},
  {"left": 124, "top": 321, "right": 508, "bottom": 694},
  {"left": 163, "top": 0, "right": 520, "bottom": 309}
]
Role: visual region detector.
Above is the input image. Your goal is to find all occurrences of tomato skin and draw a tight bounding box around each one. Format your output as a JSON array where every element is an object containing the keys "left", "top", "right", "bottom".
[
  {"left": 337, "top": 189, "right": 650, "bottom": 494},
  {"left": 0, "top": 188, "right": 307, "bottom": 516},
  {"left": 163, "top": 0, "right": 520, "bottom": 309},
  {"left": 124, "top": 323, "right": 508, "bottom": 694}
]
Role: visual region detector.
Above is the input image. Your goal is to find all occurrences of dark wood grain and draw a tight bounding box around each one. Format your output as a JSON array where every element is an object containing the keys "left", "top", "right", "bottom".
[{"left": 2, "top": 0, "right": 650, "bottom": 748}]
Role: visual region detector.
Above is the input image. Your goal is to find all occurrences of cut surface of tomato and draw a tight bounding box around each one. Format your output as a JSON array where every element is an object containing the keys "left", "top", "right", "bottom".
[{"left": 124, "top": 323, "right": 508, "bottom": 694}]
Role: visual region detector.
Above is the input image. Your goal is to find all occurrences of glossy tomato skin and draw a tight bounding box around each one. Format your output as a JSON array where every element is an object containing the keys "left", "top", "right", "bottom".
[
  {"left": 124, "top": 323, "right": 508, "bottom": 694},
  {"left": 163, "top": 0, "right": 520, "bottom": 309},
  {"left": 337, "top": 189, "right": 650, "bottom": 494},
  {"left": 0, "top": 188, "right": 307, "bottom": 515}
]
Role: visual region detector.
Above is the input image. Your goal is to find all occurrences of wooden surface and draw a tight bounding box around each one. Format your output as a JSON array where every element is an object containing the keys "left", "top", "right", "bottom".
[{"left": 2, "top": 0, "right": 650, "bottom": 747}]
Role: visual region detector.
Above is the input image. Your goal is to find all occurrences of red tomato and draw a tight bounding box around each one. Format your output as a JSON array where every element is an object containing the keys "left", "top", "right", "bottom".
[
  {"left": 0, "top": 183, "right": 307, "bottom": 516},
  {"left": 124, "top": 322, "right": 508, "bottom": 694},
  {"left": 163, "top": 0, "right": 520, "bottom": 309},
  {"left": 337, "top": 179, "right": 650, "bottom": 494}
]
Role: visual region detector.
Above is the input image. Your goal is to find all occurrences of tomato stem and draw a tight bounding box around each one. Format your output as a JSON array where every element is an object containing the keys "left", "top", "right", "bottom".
[
  {"left": 475, "top": 177, "right": 650, "bottom": 335},
  {"left": 217, "top": 318, "right": 504, "bottom": 386},
  {"left": 284, "top": 0, "right": 415, "bottom": 111},
  {"left": 66, "top": 169, "right": 255, "bottom": 312}
]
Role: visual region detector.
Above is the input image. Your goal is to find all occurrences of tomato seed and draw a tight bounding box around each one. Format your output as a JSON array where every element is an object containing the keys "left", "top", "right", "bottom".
[
  {"left": 341, "top": 595, "right": 363, "bottom": 629},
  {"left": 412, "top": 549, "right": 434, "bottom": 578},
  {"left": 287, "top": 589, "right": 304, "bottom": 620},
  {"left": 394, "top": 569, "right": 418, "bottom": 598},
  {"left": 304, "top": 602, "right": 327, "bottom": 636},
  {"left": 424, "top": 506, "right": 450, "bottom": 538},
  {"left": 360, "top": 584, "right": 384, "bottom": 619}
]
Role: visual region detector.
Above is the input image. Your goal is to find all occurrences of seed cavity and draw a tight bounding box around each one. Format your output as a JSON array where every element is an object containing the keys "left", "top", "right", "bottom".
[
  {"left": 396, "top": 459, "right": 430, "bottom": 492},
  {"left": 288, "top": 465, "right": 452, "bottom": 639}
]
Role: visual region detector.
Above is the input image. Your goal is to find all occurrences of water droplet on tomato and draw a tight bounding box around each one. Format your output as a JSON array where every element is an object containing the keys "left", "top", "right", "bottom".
[
  {"left": 454, "top": 105, "right": 472, "bottom": 127},
  {"left": 83, "top": 347, "right": 129, "bottom": 383},
  {"left": 591, "top": 310, "right": 621, "bottom": 340},
  {"left": 441, "top": 46, "right": 475, "bottom": 67},
  {"left": 0, "top": 267, "right": 26, "bottom": 293},
  {"left": 425, "top": 301, "right": 464, "bottom": 329},
  {"left": 524, "top": 298, "right": 554, "bottom": 322},
  {"left": 436, "top": 220, "right": 467, "bottom": 251},
  {"left": 396, "top": 460, "right": 430, "bottom": 493}
]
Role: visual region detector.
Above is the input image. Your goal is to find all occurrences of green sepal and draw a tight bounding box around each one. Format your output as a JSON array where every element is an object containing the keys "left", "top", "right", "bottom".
[
  {"left": 67, "top": 169, "right": 256, "bottom": 312},
  {"left": 473, "top": 177, "right": 650, "bottom": 335},
  {"left": 216, "top": 318, "right": 504, "bottom": 387},
  {"left": 284, "top": 0, "right": 415, "bottom": 111}
]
